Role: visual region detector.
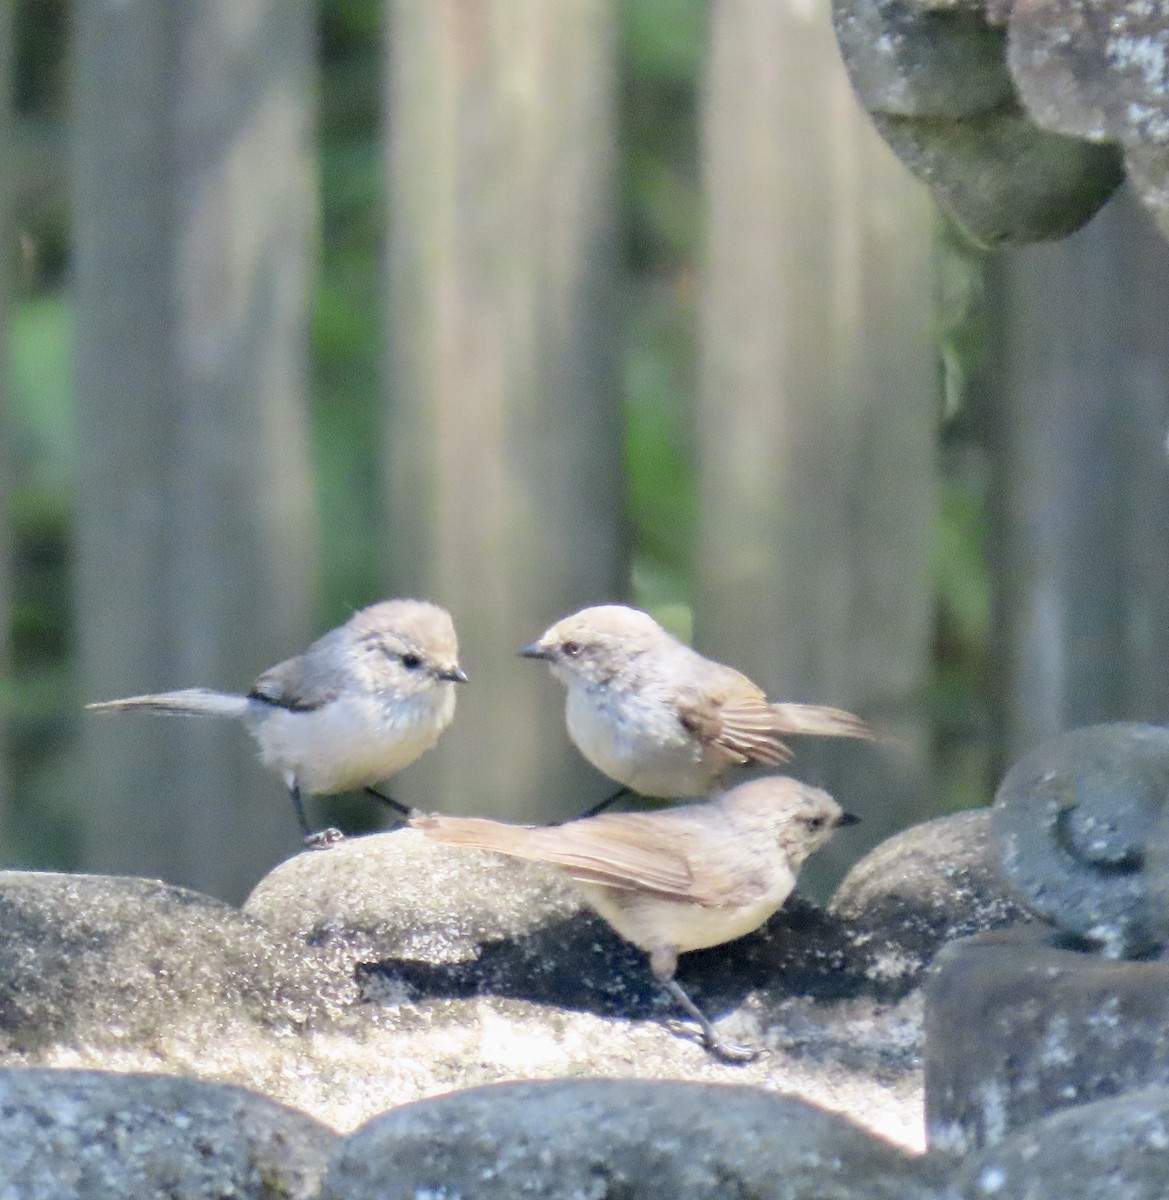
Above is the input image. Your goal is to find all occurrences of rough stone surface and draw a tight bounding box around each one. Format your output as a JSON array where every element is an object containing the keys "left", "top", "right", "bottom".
[
  {"left": 833, "top": 1, "right": 1012, "bottom": 117},
  {"left": 925, "top": 925, "right": 1169, "bottom": 1153},
  {"left": 0, "top": 1068, "right": 335, "bottom": 1200},
  {"left": 870, "top": 108, "right": 1123, "bottom": 244},
  {"left": 1007, "top": 0, "right": 1163, "bottom": 142},
  {"left": 244, "top": 824, "right": 586, "bottom": 962},
  {"left": 0, "top": 836, "right": 924, "bottom": 1147},
  {"left": 830, "top": 808, "right": 1033, "bottom": 980},
  {"left": 991, "top": 722, "right": 1169, "bottom": 957},
  {"left": 320, "top": 1079, "right": 951, "bottom": 1200},
  {"left": 1008, "top": 0, "right": 1169, "bottom": 232},
  {"left": 833, "top": 0, "right": 1123, "bottom": 243},
  {"left": 0, "top": 870, "right": 346, "bottom": 1053},
  {"left": 956, "top": 1085, "right": 1169, "bottom": 1199},
  {"left": 1123, "top": 142, "right": 1169, "bottom": 233},
  {"left": 247, "top": 830, "right": 927, "bottom": 1149}
]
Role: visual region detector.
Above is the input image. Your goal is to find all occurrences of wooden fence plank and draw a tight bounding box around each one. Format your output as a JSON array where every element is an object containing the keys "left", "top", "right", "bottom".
[
  {"left": 73, "top": 0, "right": 318, "bottom": 900},
  {"left": 697, "top": 0, "right": 936, "bottom": 891},
  {"left": 383, "top": 0, "right": 627, "bottom": 822},
  {"left": 988, "top": 191, "right": 1169, "bottom": 771}
]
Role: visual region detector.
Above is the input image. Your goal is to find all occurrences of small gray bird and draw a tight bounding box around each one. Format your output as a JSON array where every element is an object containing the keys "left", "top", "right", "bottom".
[
  {"left": 412, "top": 775, "right": 856, "bottom": 1061},
  {"left": 87, "top": 599, "right": 467, "bottom": 846},
  {"left": 521, "top": 604, "right": 871, "bottom": 814}
]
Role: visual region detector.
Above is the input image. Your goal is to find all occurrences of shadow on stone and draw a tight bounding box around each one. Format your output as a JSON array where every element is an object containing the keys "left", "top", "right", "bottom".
[{"left": 357, "top": 898, "right": 884, "bottom": 1027}]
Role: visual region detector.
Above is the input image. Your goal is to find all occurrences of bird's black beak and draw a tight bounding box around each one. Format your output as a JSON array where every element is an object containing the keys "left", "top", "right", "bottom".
[
  {"left": 519, "top": 642, "right": 552, "bottom": 661},
  {"left": 438, "top": 666, "right": 470, "bottom": 683},
  {"left": 837, "top": 811, "right": 862, "bottom": 828}
]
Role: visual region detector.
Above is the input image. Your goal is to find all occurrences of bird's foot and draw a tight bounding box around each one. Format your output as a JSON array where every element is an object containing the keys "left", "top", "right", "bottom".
[
  {"left": 661, "top": 975, "right": 761, "bottom": 1064},
  {"left": 303, "top": 826, "right": 346, "bottom": 850},
  {"left": 700, "top": 1030, "right": 761, "bottom": 1064},
  {"left": 667, "top": 1017, "right": 760, "bottom": 1063}
]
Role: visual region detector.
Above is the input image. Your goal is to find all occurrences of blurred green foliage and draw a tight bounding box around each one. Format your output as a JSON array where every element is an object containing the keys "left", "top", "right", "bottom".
[
  {"left": 932, "top": 214, "right": 995, "bottom": 808},
  {"left": 313, "top": 0, "right": 387, "bottom": 613},
  {"left": 5, "top": 297, "right": 75, "bottom": 866},
  {"left": 620, "top": 0, "right": 703, "bottom": 638},
  {"left": 3, "top": 0, "right": 993, "bottom": 867}
]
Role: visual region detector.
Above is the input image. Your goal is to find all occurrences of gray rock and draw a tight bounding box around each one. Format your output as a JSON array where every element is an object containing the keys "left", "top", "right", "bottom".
[
  {"left": 833, "top": 0, "right": 1012, "bottom": 118},
  {"left": 956, "top": 1085, "right": 1169, "bottom": 1199},
  {"left": 991, "top": 722, "right": 1169, "bottom": 956},
  {"left": 243, "top": 824, "right": 585, "bottom": 962},
  {"left": 836, "top": 0, "right": 1169, "bottom": 238},
  {"left": 830, "top": 808, "right": 1033, "bottom": 987},
  {"left": 1008, "top": 0, "right": 1169, "bottom": 234},
  {"left": 0, "top": 838, "right": 925, "bottom": 1147},
  {"left": 245, "top": 827, "right": 892, "bottom": 1043},
  {"left": 869, "top": 109, "right": 1123, "bottom": 245},
  {"left": 1007, "top": 0, "right": 1138, "bottom": 141},
  {"left": 245, "top": 830, "right": 926, "bottom": 1149},
  {"left": 0, "top": 1068, "right": 335, "bottom": 1200},
  {"left": 0, "top": 869, "right": 371, "bottom": 1130},
  {"left": 925, "top": 926, "right": 1169, "bottom": 1154},
  {"left": 1123, "top": 142, "right": 1169, "bottom": 239},
  {"left": 320, "top": 1079, "right": 951, "bottom": 1200},
  {"left": 833, "top": 0, "right": 1123, "bottom": 243},
  {"left": 0, "top": 870, "right": 344, "bottom": 1056}
]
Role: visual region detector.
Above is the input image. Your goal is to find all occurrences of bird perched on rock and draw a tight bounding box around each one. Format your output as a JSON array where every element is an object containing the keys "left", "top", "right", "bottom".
[
  {"left": 87, "top": 599, "right": 467, "bottom": 847},
  {"left": 521, "top": 604, "right": 871, "bottom": 815},
  {"left": 413, "top": 775, "right": 857, "bottom": 1061}
]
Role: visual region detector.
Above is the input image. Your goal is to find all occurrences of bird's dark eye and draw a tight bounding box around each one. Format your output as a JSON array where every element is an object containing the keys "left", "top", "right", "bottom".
[
  {"left": 808, "top": 815, "right": 826, "bottom": 830},
  {"left": 561, "top": 641, "right": 582, "bottom": 658},
  {"left": 401, "top": 652, "right": 423, "bottom": 670}
]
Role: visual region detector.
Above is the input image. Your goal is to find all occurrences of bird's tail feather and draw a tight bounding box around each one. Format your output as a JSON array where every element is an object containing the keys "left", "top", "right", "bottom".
[
  {"left": 768, "top": 703, "right": 873, "bottom": 741},
  {"left": 411, "top": 814, "right": 537, "bottom": 860},
  {"left": 86, "top": 688, "right": 250, "bottom": 720}
]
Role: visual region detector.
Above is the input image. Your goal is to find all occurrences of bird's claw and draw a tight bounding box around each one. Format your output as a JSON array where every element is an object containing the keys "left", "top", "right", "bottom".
[
  {"left": 303, "top": 826, "right": 346, "bottom": 850},
  {"left": 703, "top": 1034, "right": 761, "bottom": 1064},
  {"left": 666, "top": 1014, "right": 762, "bottom": 1064}
]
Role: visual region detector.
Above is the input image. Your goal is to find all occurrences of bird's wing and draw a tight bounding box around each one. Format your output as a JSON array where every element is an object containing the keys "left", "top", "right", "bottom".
[
  {"left": 677, "top": 667, "right": 872, "bottom": 766},
  {"left": 413, "top": 812, "right": 748, "bottom": 907},
  {"left": 676, "top": 673, "right": 794, "bottom": 767},
  {"left": 248, "top": 654, "right": 340, "bottom": 713}
]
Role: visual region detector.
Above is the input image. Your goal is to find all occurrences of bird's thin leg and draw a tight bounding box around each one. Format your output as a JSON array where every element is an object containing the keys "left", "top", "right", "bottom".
[
  {"left": 289, "top": 780, "right": 312, "bottom": 838},
  {"left": 363, "top": 786, "right": 416, "bottom": 820},
  {"left": 290, "top": 781, "right": 345, "bottom": 850},
  {"left": 574, "top": 785, "right": 634, "bottom": 821},
  {"left": 659, "top": 976, "right": 759, "bottom": 1064}
]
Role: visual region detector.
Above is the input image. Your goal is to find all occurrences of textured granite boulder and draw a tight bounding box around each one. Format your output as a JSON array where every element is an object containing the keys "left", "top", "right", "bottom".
[
  {"left": 955, "top": 1085, "right": 1169, "bottom": 1199},
  {"left": 834, "top": 0, "right": 1012, "bottom": 119},
  {"left": 836, "top": 0, "right": 1169, "bottom": 240},
  {"left": 833, "top": 0, "right": 1123, "bottom": 243},
  {"left": 243, "top": 821, "right": 586, "bottom": 962},
  {"left": 0, "top": 870, "right": 345, "bottom": 1056},
  {"left": 925, "top": 925, "right": 1169, "bottom": 1153},
  {"left": 0, "top": 836, "right": 926, "bottom": 1147},
  {"left": 991, "top": 722, "right": 1169, "bottom": 957},
  {"left": 830, "top": 807, "right": 1032, "bottom": 988},
  {"left": 0, "top": 1068, "right": 335, "bottom": 1200},
  {"left": 319, "top": 1079, "right": 951, "bottom": 1200},
  {"left": 1009, "top": 0, "right": 1169, "bottom": 237},
  {"left": 246, "top": 829, "right": 926, "bottom": 1149}
]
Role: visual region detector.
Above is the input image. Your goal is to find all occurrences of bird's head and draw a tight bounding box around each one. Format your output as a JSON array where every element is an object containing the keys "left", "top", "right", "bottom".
[
  {"left": 352, "top": 599, "right": 468, "bottom": 698},
  {"left": 720, "top": 775, "right": 859, "bottom": 868},
  {"left": 519, "top": 604, "right": 672, "bottom": 690}
]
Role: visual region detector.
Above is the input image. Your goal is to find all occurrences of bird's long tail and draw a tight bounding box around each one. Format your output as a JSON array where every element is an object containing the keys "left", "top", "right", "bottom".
[
  {"left": 769, "top": 703, "right": 873, "bottom": 741},
  {"left": 86, "top": 688, "right": 250, "bottom": 720},
  {"left": 411, "top": 814, "right": 539, "bottom": 860}
]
